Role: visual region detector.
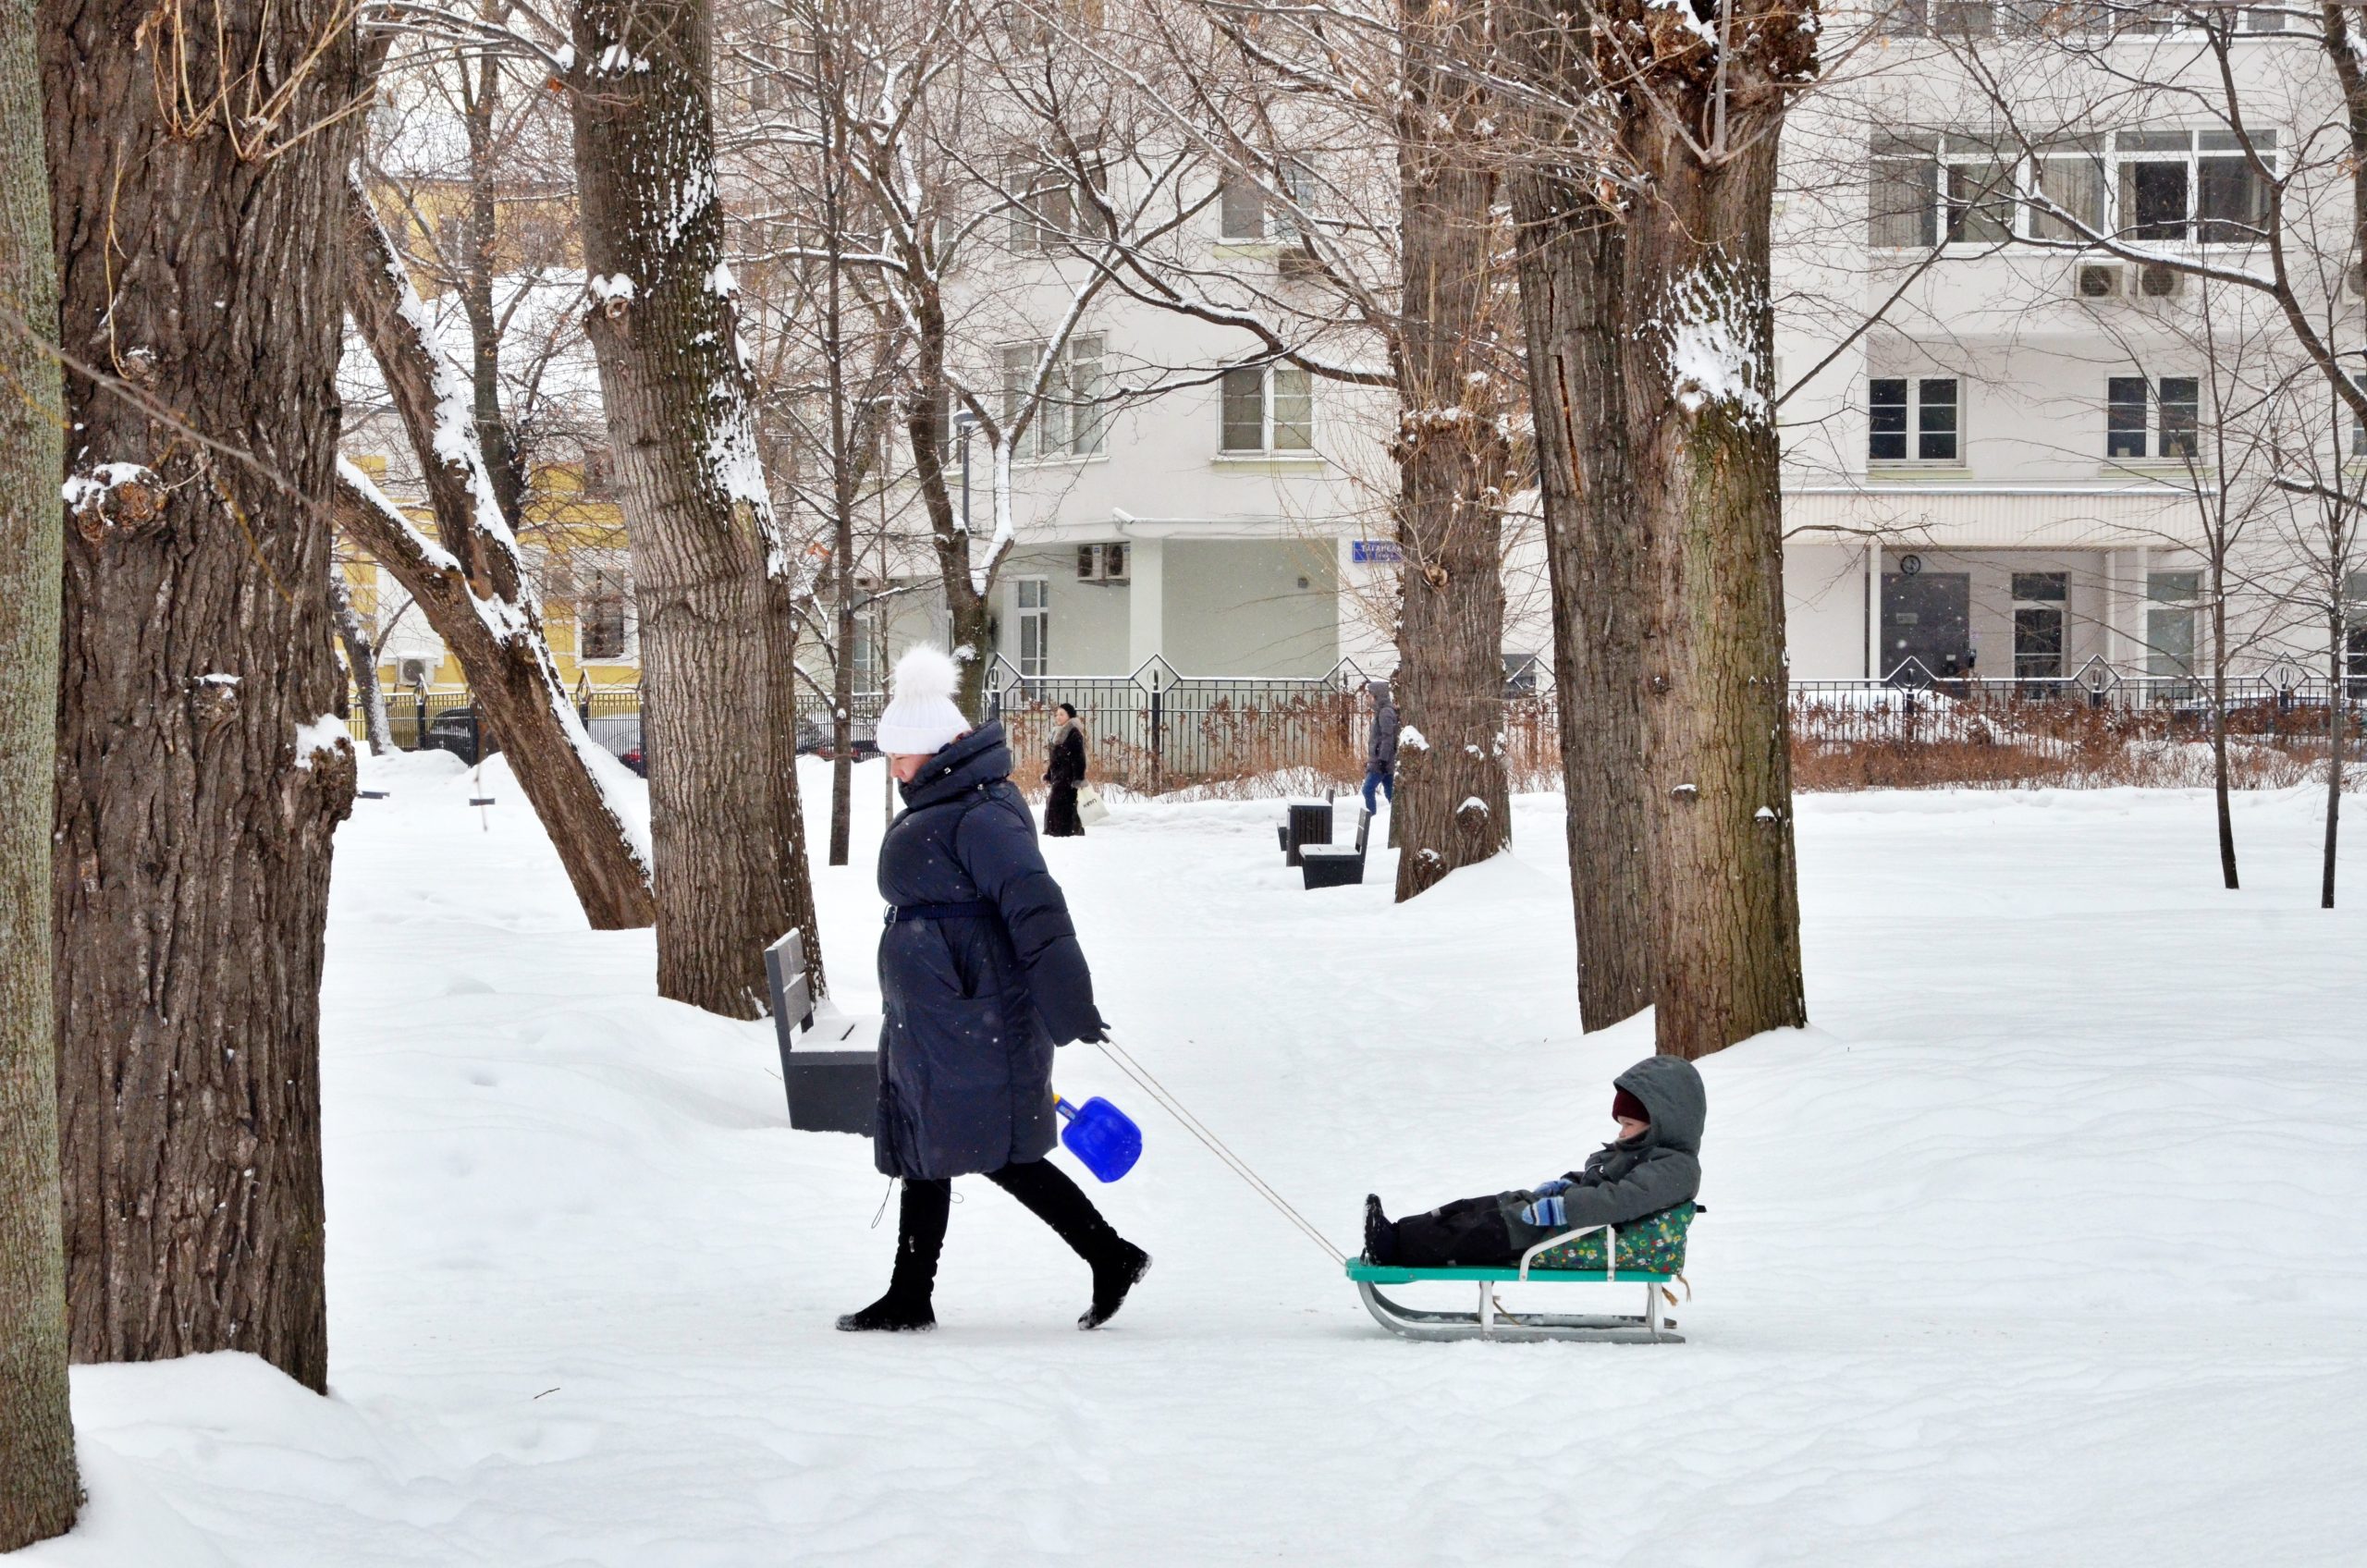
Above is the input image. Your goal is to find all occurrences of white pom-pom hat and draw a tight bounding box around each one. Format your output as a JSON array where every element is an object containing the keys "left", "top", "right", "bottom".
[{"left": 876, "top": 644, "right": 972, "bottom": 756}]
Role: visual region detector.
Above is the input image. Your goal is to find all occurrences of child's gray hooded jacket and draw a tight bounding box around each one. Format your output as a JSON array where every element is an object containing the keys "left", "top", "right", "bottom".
[{"left": 1494, "top": 1056, "right": 1706, "bottom": 1248}]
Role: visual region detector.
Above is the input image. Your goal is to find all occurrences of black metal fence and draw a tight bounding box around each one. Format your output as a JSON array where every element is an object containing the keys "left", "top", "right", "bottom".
[{"left": 349, "top": 655, "right": 2365, "bottom": 794}]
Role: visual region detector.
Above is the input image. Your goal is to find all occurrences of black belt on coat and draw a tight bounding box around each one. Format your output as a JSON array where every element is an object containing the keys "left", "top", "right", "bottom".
[{"left": 884, "top": 900, "right": 994, "bottom": 925}]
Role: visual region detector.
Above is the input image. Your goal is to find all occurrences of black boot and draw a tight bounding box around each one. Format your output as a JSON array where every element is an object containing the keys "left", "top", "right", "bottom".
[
  {"left": 1081, "top": 1242, "right": 1151, "bottom": 1330},
  {"left": 839, "top": 1179, "right": 950, "bottom": 1332},
  {"left": 987, "top": 1159, "right": 1150, "bottom": 1329},
  {"left": 1363, "top": 1194, "right": 1397, "bottom": 1266}
]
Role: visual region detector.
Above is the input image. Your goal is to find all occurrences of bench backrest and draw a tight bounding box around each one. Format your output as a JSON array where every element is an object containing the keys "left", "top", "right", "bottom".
[{"left": 763, "top": 928, "right": 816, "bottom": 1048}]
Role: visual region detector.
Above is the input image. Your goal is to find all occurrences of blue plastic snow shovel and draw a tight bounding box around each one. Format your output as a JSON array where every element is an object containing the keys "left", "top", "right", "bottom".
[{"left": 1055, "top": 1094, "right": 1142, "bottom": 1182}]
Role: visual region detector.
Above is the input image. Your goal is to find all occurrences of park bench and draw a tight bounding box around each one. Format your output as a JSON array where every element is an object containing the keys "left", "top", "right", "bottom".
[
  {"left": 763, "top": 929, "right": 878, "bottom": 1135},
  {"left": 1343, "top": 1202, "right": 1698, "bottom": 1344},
  {"left": 1299, "top": 809, "right": 1370, "bottom": 889},
  {"left": 1275, "top": 798, "right": 1333, "bottom": 865}
]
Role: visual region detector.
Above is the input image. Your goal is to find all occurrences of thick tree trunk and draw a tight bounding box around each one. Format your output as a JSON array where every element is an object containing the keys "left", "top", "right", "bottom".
[
  {"left": 43, "top": 0, "right": 368, "bottom": 1390},
  {"left": 1391, "top": 0, "right": 1514, "bottom": 901},
  {"left": 1618, "top": 116, "right": 1808, "bottom": 1059},
  {"left": 1502, "top": 2, "right": 1656, "bottom": 1026},
  {"left": 568, "top": 0, "right": 821, "bottom": 1012},
  {"left": 904, "top": 325, "right": 997, "bottom": 721},
  {"left": 343, "top": 184, "right": 656, "bottom": 929},
  {"left": 327, "top": 564, "right": 397, "bottom": 756},
  {"left": 0, "top": 0, "right": 80, "bottom": 1542}
]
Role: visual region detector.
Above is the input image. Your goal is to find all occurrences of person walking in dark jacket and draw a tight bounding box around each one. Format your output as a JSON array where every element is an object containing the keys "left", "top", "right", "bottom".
[
  {"left": 1362, "top": 1056, "right": 1705, "bottom": 1267},
  {"left": 1042, "top": 703, "right": 1088, "bottom": 838},
  {"left": 1362, "top": 680, "right": 1399, "bottom": 815},
  {"left": 839, "top": 647, "right": 1150, "bottom": 1333}
]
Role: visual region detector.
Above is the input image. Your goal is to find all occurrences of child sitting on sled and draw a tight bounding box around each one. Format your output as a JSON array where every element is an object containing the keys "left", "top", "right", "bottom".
[{"left": 1362, "top": 1056, "right": 1705, "bottom": 1268}]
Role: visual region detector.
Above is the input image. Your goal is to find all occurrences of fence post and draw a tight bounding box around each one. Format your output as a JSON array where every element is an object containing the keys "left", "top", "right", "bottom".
[{"left": 415, "top": 690, "right": 429, "bottom": 750}]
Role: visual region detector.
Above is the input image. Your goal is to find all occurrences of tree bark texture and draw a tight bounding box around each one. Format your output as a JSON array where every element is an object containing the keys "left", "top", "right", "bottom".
[
  {"left": 1603, "top": 0, "right": 1812, "bottom": 1058},
  {"left": 1502, "top": 0, "right": 1657, "bottom": 1028},
  {"left": 343, "top": 184, "right": 656, "bottom": 930},
  {"left": 0, "top": 0, "right": 81, "bottom": 1541},
  {"left": 568, "top": 0, "right": 822, "bottom": 1012},
  {"left": 1391, "top": 0, "right": 1515, "bottom": 901},
  {"left": 43, "top": 0, "right": 369, "bottom": 1390},
  {"left": 326, "top": 563, "right": 396, "bottom": 756}
]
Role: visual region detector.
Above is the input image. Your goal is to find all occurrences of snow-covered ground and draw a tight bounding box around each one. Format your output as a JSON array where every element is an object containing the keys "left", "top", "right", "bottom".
[{"left": 23, "top": 756, "right": 2367, "bottom": 1566}]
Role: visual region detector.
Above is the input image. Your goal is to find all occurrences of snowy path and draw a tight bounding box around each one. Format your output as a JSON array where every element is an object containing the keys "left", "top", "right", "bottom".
[{"left": 26, "top": 760, "right": 2367, "bottom": 1566}]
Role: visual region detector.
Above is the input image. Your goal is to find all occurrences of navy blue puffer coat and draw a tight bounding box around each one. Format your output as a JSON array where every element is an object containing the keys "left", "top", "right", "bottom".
[{"left": 874, "top": 722, "right": 1103, "bottom": 1180}]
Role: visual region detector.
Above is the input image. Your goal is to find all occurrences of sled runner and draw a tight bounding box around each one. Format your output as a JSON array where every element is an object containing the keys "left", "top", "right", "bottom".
[{"left": 1344, "top": 1204, "right": 1697, "bottom": 1344}]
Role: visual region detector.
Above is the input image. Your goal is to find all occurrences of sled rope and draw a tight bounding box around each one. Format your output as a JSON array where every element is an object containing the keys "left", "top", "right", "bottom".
[{"left": 1095, "top": 1037, "right": 1346, "bottom": 1264}]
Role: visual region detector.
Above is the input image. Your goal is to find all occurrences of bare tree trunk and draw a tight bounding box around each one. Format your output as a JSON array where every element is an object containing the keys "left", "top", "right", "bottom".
[
  {"left": 568, "top": 0, "right": 822, "bottom": 1011},
  {"left": 462, "top": 20, "right": 530, "bottom": 523},
  {"left": 43, "top": 0, "right": 368, "bottom": 1390},
  {"left": 327, "top": 564, "right": 396, "bottom": 756},
  {"left": 0, "top": 0, "right": 80, "bottom": 1540},
  {"left": 1613, "top": 27, "right": 1810, "bottom": 1058},
  {"left": 1391, "top": 0, "right": 1514, "bottom": 901},
  {"left": 905, "top": 322, "right": 997, "bottom": 720},
  {"left": 2325, "top": 612, "right": 2344, "bottom": 910},
  {"left": 343, "top": 183, "right": 656, "bottom": 929},
  {"left": 2212, "top": 568, "right": 2238, "bottom": 888},
  {"left": 830, "top": 566, "right": 857, "bottom": 866},
  {"left": 1502, "top": 2, "right": 1656, "bottom": 1026}
]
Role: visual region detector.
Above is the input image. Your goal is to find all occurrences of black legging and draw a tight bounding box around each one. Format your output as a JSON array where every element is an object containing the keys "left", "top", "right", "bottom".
[{"left": 889, "top": 1158, "right": 1122, "bottom": 1290}]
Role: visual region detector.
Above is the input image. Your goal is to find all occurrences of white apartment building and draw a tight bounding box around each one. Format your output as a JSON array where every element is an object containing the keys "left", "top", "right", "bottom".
[
  {"left": 351, "top": 11, "right": 2358, "bottom": 702},
  {"left": 899, "top": 10, "right": 2351, "bottom": 692}
]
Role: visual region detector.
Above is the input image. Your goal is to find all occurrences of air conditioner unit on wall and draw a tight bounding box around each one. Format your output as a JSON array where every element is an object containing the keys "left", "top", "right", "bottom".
[
  {"left": 1075, "top": 543, "right": 1131, "bottom": 584},
  {"left": 397, "top": 655, "right": 434, "bottom": 689},
  {"left": 2073, "top": 263, "right": 2121, "bottom": 300},
  {"left": 2133, "top": 262, "right": 2184, "bottom": 299}
]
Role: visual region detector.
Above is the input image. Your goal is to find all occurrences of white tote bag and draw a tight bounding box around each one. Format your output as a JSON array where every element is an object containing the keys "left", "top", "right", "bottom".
[{"left": 1076, "top": 784, "right": 1110, "bottom": 827}]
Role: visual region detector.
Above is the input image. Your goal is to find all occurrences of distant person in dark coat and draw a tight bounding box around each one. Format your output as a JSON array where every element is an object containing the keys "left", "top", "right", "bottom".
[
  {"left": 1362, "top": 680, "right": 1399, "bottom": 815},
  {"left": 1042, "top": 703, "right": 1088, "bottom": 838},
  {"left": 1362, "top": 1056, "right": 1705, "bottom": 1268},
  {"left": 839, "top": 647, "right": 1149, "bottom": 1334}
]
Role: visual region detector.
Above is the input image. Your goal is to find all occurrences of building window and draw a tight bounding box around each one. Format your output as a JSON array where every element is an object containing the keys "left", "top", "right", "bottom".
[
  {"left": 1868, "top": 376, "right": 1959, "bottom": 463},
  {"left": 580, "top": 567, "right": 629, "bottom": 660},
  {"left": 2030, "top": 139, "right": 2105, "bottom": 240},
  {"left": 2113, "top": 130, "right": 2275, "bottom": 246},
  {"left": 1878, "top": 0, "right": 1994, "bottom": 35},
  {"left": 2106, "top": 375, "right": 2200, "bottom": 459},
  {"left": 1004, "top": 155, "right": 1098, "bottom": 252},
  {"left": 2012, "top": 571, "right": 2068, "bottom": 683},
  {"left": 1220, "top": 362, "right": 1315, "bottom": 454},
  {"left": 1218, "top": 160, "right": 1317, "bottom": 241},
  {"left": 1000, "top": 335, "right": 1108, "bottom": 460},
  {"left": 2147, "top": 570, "right": 2201, "bottom": 679},
  {"left": 1014, "top": 577, "right": 1049, "bottom": 679},
  {"left": 1867, "top": 135, "right": 2008, "bottom": 248}
]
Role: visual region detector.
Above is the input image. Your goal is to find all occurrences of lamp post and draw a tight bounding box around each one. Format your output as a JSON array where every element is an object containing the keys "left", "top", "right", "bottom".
[{"left": 951, "top": 408, "right": 978, "bottom": 540}]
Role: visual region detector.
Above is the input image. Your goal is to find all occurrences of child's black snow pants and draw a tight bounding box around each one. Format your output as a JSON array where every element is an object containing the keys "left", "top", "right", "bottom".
[{"left": 1380, "top": 1195, "right": 1517, "bottom": 1268}]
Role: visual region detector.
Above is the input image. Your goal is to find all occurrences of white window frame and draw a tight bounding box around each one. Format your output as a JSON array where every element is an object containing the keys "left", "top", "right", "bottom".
[
  {"left": 1217, "top": 160, "right": 1318, "bottom": 242},
  {"left": 1000, "top": 335, "right": 1108, "bottom": 462},
  {"left": 1219, "top": 362, "right": 1315, "bottom": 455},
  {"left": 2010, "top": 570, "right": 2069, "bottom": 683},
  {"left": 1013, "top": 577, "right": 1050, "bottom": 679},
  {"left": 2145, "top": 570, "right": 2202, "bottom": 680},
  {"left": 2105, "top": 374, "right": 2201, "bottom": 461},
  {"left": 1869, "top": 128, "right": 2278, "bottom": 252},
  {"left": 1866, "top": 375, "right": 1962, "bottom": 466}
]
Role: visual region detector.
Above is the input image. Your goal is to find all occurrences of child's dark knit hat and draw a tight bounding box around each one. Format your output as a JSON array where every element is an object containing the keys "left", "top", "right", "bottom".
[{"left": 1612, "top": 1086, "right": 1650, "bottom": 1124}]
